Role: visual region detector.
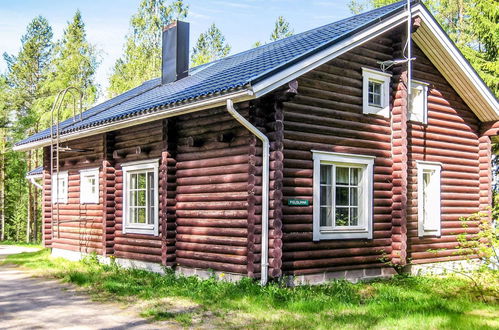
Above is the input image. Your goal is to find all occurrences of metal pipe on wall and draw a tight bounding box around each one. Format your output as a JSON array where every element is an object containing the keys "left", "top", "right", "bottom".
[{"left": 226, "top": 99, "right": 270, "bottom": 286}]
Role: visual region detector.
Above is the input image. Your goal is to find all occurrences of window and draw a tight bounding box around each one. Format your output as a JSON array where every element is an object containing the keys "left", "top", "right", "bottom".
[
  {"left": 409, "top": 80, "right": 429, "bottom": 123},
  {"left": 417, "top": 161, "right": 442, "bottom": 237},
  {"left": 313, "top": 151, "right": 374, "bottom": 240},
  {"left": 122, "top": 160, "right": 159, "bottom": 235},
  {"left": 52, "top": 171, "right": 68, "bottom": 204},
  {"left": 362, "top": 67, "right": 391, "bottom": 118},
  {"left": 80, "top": 168, "right": 99, "bottom": 204},
  {"left": 368, "top": 80, "right": 382, "bottom": 107}
]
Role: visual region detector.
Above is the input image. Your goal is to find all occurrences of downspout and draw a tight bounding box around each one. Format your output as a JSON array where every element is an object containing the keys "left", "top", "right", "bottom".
[
  {"left": 226, "top": 99, "right": 270, "bottom": 286},
  {"left": 407, "top": 0, "right": 412, "bottom": 108},
  {"left": 28, "top": 176, "right": 43, "bottom": 190}
]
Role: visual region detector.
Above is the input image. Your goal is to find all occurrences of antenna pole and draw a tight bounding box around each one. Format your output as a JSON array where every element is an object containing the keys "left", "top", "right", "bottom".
[{"left": 407, "top": 0, "right": 412, "bottom": 112}]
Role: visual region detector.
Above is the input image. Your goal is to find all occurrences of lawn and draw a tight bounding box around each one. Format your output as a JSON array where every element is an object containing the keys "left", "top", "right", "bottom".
[
  {"left": 3, "top": 248, "right": 498, "bottom": 329},
  {"left": 0, "top": 240, "right": 42, "bottom": 248}
]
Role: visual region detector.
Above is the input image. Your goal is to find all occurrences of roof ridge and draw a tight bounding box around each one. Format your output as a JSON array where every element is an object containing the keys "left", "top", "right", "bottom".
[{"left": 248, "top": 1, "right": 408, "bottom": 85}]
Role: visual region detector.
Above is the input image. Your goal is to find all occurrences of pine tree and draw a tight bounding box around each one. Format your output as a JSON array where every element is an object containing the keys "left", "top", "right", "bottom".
[
  {"left": 3, "top": 16, "right": 53, "bottom": 135},
  {"left": 270, "top": 16, "right": 294, "bottom": 41},
  {"left": 464, "top": 0, "right": 499, "bottom": 97},
  {"left": 108, "top": 0, "right": 188, "bottom": 96},
  {"left": 190, "top": 23, "right": 231, "bottom": 67},
  {"left": 41, "top": 10, "right": 99, "bottom": 126},
  {"left": 0, "top": 76, "right": 7, "bottom": 241},
  {"left": 252, "top": 16, "right": 294, "bottom": 48},
  {"left": 2, "top": 16, "right": 54, "bottom": 242}
]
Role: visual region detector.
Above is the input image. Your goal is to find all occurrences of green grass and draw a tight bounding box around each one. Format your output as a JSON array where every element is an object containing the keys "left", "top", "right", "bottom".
[
  {"left": 0, "top": 240, "right": 42, "bottom": 248},
  {"left": 3, "top": 249, "right": 498, "bottom": 329}
]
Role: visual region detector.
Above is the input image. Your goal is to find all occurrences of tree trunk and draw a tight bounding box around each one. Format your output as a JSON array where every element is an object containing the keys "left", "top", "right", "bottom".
[
  {"left": 0, "top": 127, "right": 5, "bottom": 241},
  {"left": 26, "top": 150, "right": 32, "bottom": 243}
]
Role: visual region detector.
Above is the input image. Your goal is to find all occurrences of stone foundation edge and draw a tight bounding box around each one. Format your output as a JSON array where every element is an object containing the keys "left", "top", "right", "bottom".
[
  {"left": 405, "top": 259, "right": 481, "bottom": 276},
  {"left": 50, "top": 248, "right": 244, "bottom": 282},
  {"left": 52, "top": 248, "right": 479, "bottom": 285}
]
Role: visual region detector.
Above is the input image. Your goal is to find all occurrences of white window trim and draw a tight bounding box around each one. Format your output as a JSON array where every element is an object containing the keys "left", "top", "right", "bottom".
[
  {"left": 312, "top": 150, "right": 374, "bottom": 241},
  {"left": 79, "top": 168, "right": 100, "bottom": 204},
  {"left": 362, "top": 67, "right": 392, "bottom": 118},
  {"left": 52, "top": 171, "right": 68, "bottom": 204},
  {"left": 417, "top": 161, "right": 442, "bottom": 237},
  {"left": 409, "top": 80, "right": 429, "bottom": 124},
  {"left": 122, "top": 159, "right": 159, "bottom": 236}
]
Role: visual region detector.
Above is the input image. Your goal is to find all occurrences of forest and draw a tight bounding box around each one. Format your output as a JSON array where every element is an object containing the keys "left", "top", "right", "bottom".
[{"left": 0, "top": 0, "right": 497, "bottom": 242}]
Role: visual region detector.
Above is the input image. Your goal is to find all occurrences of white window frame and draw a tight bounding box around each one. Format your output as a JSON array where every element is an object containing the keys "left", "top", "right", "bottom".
[
  {"left": 79, "top": 168, "right": 100, "bottom": 204},
  {"left": 52, "top": 171, "right": 68, "bottom": 204},
  {"left": 362, "top": 67, "right": 391, "bottom": 118},
  {"left": 417, "top": 161, "right": 442, "bottom": 237},
  {"left": 122, "top": 159, "right": 159, "bottom": 236},
  {"left": 312, "top": 150, "right": 374, "bottom": 241},
  {"left": 409, "top": 80, "right": 429, "bottom": 124}
]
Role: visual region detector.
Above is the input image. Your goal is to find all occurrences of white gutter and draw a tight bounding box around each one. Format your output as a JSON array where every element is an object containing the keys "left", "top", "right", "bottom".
[
  {"left": 226, "top": 99, "right": 270, "bottom": 286},
  {"left": 27, "top": 175, "right": 43, "bottom": 190},
  {"left": 13, "top": 90, "right": 254, "bottom": 152}
]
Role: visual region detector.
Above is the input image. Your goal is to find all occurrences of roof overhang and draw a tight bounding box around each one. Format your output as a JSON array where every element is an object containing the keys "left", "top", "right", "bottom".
[
  {"left": 411, "top": 6, "right": 499, "bottom": 122},
  {"left": 252, "top": 3, "right": 499, "bottom": 121},
  {"left": 14, "top": 3, "right": 498, "bottom": 152},
  {"left": 13, "top": 89, "right": 254, "bottom": 151}
]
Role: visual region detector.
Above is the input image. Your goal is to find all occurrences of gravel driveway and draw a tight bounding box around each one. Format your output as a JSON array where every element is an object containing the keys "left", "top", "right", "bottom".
[{"left": 0, "top": 245, "right": 173, "bottom": 330}]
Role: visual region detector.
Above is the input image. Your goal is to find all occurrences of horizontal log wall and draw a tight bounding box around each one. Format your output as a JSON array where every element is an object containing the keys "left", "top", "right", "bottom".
[
  {"left": 44, "top": 135, "right": 105, "bottom": 254},
  {"left": 281, "top": 34, "right": 396, "bottom": 275},
  {"left": 113, "top": 121, "right": 164, "bottom": 263},
  {"left": 175, "top": 106, "right": 252, "bottom": 274},
  {"left": 406, "top": 43, "right": 484, "bottom": 264}
]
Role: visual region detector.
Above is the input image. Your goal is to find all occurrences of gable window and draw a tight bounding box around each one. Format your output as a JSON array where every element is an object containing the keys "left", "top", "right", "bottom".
[
  {"left": 362, "top": 67, "right": 391, "bottom": 118},
  {"left": 409, "top": 80, "right": 429, "bottom": 123},
  {"left": 368, "top": 80, "right": 382, "bottom": 107},
  {"left": 52, "top": 171, "right": 68, "bottom": 204},
  {"left": 417, "top": 161, "right": 442, "bottom": 237},
  {"left": 80, "top": 168, "right": 99, "bottom": 204},
  {"left": 122, "top": 160, "right": 159, "bottom": 236},
  {"left": 313, "top": 151, "right": 374, "bottom": 240}
]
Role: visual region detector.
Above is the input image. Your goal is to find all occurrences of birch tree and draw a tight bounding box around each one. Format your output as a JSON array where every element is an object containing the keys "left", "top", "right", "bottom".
[{"left": 108, "top": 0, "right": 188, "bottom": 96}]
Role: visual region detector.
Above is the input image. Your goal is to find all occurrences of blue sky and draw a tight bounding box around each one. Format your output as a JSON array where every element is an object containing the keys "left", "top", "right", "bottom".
[{"left": 0, "top": 0, "right": 352, "bottom": 97}]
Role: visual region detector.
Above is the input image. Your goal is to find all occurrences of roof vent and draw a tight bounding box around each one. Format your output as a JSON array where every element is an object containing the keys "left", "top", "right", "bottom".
[{"left": 162, "top": 21, "right": 190, "bottom": 84}]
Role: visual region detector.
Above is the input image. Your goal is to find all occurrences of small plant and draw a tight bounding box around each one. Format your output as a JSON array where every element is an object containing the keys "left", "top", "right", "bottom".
[
  {"left": 81, "top": 251, "right": 100, "bottom": 266},
  {"left": 453, "top": 211, "right": 499, "bottom": 302},
  {"left": 377, "top": 249, "right": 407, "bottom": 274},
  {"left": 456, "top": 211, "right": 498, "bottom": 269}
]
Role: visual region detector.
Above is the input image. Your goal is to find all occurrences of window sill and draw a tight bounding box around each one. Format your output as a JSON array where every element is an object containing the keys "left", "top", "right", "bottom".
[
  {"left": 123, "top": 225, "right": 158, "bottom": 236},
  {"left": 313, "top": 229, "right": 372, "bottom": 241},
  {"left": 80, "top": 200, "right": 99, "bottom": 205}
]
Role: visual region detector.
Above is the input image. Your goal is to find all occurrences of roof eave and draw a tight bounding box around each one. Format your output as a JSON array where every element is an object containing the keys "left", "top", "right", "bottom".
[
  {"left": 412, "top": 6, "right": 499, "bottom": 122},
  {"left": 251, "top": 3, "right": 499, "bottom": 122},
  {"left": 251, "top": 6, "right": 410, "bottom": 98},
  {"left": 13, "top": 89, "right": 255, "bottom": 152}
]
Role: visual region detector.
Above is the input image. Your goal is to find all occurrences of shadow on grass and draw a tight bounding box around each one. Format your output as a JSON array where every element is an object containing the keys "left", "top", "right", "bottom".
[{"left": 3, "top": 249, "right": 498, "bottom": 329}]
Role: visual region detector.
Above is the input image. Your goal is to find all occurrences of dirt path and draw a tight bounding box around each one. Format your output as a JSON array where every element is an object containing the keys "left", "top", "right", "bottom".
[{"left": 0, "top": 246, "right": 176, "bottom": 330}]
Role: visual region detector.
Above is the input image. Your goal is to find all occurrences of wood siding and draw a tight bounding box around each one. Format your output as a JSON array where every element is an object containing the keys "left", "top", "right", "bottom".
[
  {"left": 43, "top": 134, "right": 105, "bottom": 254},
  {"left": 113, "top": 121, "right": 164, "bottom": 263},
  {"left": 174, "top": 106, "right": 252, "bottom": 274},
  {"left": 406, "top": 43, "right": 486, "bottom": 264},
  {"left": 280, "top": 35, "right": 396, "bottom": 275},
  {"left": 39, "top": 25, "right": 494, "bottom": 279}
]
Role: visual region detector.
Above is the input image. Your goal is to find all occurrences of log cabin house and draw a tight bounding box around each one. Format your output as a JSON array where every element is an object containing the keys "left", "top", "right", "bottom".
[{"left": 15, "top": 1, "right": 499, "bottom": 285}]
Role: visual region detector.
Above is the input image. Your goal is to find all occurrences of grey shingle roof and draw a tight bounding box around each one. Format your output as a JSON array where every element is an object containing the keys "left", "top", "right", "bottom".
[
  {"left": 16, "top": 1, "right": 407, "bottom": 147},
  {"left": 26, "top": 166, "right": 43, "bottom": 177}
]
